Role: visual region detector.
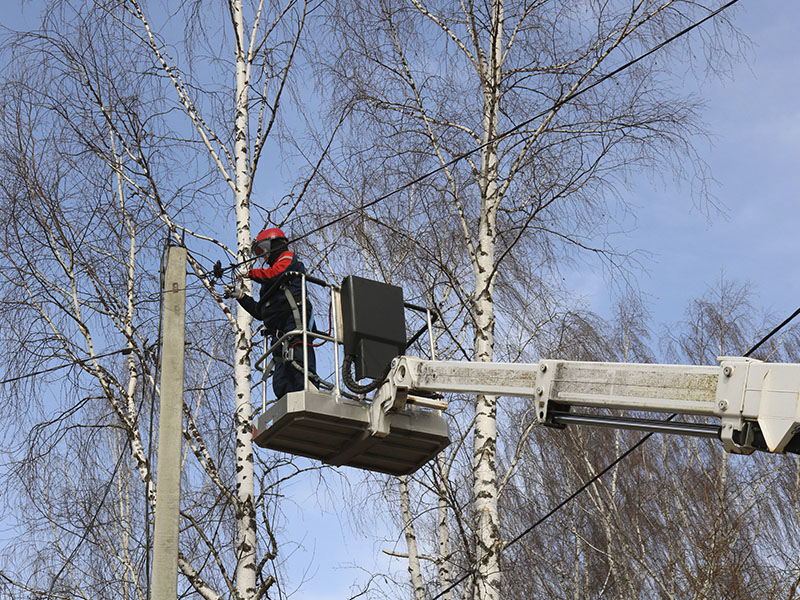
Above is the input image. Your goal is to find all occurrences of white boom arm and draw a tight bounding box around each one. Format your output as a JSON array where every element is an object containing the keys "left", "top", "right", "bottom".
[{"left": 372, "top": 356, "right": 800, "bottom": 455}]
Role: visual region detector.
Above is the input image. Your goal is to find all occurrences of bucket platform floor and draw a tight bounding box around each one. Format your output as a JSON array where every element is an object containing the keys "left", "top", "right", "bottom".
[{"left": 253, "top": 390, "right": 449, "bottom": 475}]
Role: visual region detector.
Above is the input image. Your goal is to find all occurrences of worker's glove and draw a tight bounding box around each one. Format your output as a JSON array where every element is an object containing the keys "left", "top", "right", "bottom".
[{"left": 223, "top": 283, "right": 246, "bottom": 299}]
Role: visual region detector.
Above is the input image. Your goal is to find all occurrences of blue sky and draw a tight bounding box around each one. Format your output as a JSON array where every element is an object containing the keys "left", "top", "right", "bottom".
[
  {"left": 8, "top": 1, "right": 796, "bottom": 348},
  {"left": 4, "top": 1, "right": 800, "bottom": 597},
  {"left": 570, "top": 2, "right": 800, "bottom": 342}
]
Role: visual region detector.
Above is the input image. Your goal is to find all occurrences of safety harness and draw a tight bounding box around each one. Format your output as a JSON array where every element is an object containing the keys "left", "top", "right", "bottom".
[{"left": 259, "top": 278, "right": 332, "bottom": 392}]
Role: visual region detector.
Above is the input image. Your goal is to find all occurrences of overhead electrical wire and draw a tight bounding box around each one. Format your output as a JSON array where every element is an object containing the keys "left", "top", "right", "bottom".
[
  {"left": 430, "top": 298, "right": 800, "bottom": 600},
  {"left": 208, "top": 0, "right": 741, "bottom": 280},
  {"left": 0, "top": 347, "right": 133, "bottom": 386},
  {"left": 744, "top": 306, "right": 800, "bottom": 357},
  {"left": 45, "top": 446, "right": 130, "bottom": 596},
  {"left": 290, "top": 0, "right": 742, "bottom": 246},
  {"left": 37, "top": 347, "right": 153, "bottom": 595},
  {"left": 429, "top": 310, "right": 800, "bottom": 600},
  {"left": 40, "top": 353, "right": 155, "bottom": 597},
  {"left": 429, "top": 417, "right": 676, "bottom": 600}
]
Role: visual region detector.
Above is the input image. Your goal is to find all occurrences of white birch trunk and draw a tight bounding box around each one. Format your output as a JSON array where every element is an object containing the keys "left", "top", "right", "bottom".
[
  {"left": 231, "top": 0, "right": 257, "bottom": 596},
  {"left": 399, "top": 476, "right": 426, "bottom": 600},
  {"left": 472, "top": 250, "right": 500, "bottom": 600},
  {"left": 471, "top": 1, "right": 503, "bottom": 598},
  {"left": 436, "top": 453, "right": 453, "bottom": 600},
  {"left": 120, "top": 144, "right": 145, "bottom": 600}
]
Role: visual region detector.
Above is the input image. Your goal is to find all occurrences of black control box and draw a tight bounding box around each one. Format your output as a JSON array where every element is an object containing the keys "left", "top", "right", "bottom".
[{"left": 340, "top": 276, "right": 406, "bottom": 380}]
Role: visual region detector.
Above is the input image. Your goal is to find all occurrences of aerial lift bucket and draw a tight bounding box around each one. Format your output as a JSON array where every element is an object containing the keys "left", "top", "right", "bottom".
[{"left": 251, "top": 275, "right": 450, "bottom": 475}]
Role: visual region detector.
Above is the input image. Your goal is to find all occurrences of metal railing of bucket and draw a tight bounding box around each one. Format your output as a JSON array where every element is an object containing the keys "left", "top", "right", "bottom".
[
  {"left": 252, "top": 272, "right": 341, "bottom": 415},
  {"left": 252, "top": 273, "right": 440, "bottom": 415}
]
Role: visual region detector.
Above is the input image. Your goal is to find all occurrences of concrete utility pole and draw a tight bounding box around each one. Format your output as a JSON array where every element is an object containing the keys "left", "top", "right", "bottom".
[{"left": 152, "top": 246, "right": 187, "bottom": 600}]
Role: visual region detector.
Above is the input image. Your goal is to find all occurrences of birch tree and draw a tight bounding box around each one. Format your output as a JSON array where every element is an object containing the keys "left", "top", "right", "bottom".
[
  {"left": 493, "top": 285, "right": 797, "bottom": 599},
  {"left": 0, "top": 0, "right": 315, "bottom": 597},
  {"left": 306, "top": 1, "right": 742, "bottom": 597}
]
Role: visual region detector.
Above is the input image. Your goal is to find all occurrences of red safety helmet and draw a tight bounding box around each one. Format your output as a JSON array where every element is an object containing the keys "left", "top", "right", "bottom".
[{"left": 251, "top": 227, "right": 288, "bottom": 257}]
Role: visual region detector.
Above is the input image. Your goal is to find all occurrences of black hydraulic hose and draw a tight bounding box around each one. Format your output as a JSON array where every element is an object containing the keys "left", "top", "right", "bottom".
[{"left": 342, "top": 354, "right": 392, "bottom": 395}]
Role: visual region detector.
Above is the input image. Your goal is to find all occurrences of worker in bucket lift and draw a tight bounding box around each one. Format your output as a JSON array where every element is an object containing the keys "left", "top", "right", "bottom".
[{"left": 224, "top": 227, "right": 317, "bottom": 398}]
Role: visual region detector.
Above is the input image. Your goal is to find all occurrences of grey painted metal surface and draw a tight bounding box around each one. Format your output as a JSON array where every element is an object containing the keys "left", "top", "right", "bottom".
[
  {"left": 550, "top": 412, "right": 721, "bottom": 438},
  {"left": 384, "top": 355, "right": 800, "bottom": 455},
  {"left": 539, "top": 360, "right": 719, "bottom": 415},
  {"left": 253, "top": 390, "right": 450, "bottom": 475}
]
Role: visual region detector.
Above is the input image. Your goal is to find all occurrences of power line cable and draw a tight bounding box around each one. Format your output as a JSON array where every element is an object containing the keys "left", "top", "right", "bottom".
[
  {"left": 432, "top": 300, "right": 800, "bottom": 600},
  {"left": 291, "top": 0, "right": 741, "bottom": 246},
  {"left": 116, "top": 0, "right": 741, "bottom": 284},
  {"left": 744, "top": 306, "right": 800, "bottom": 357},
  {"left": 45, "top": 444, "right": 130, "bottom": 595},
  {"left": 38, "top": 346, "right": 153, "bottom": 596},
  {"left": 0, "top": 347, "right": 133, "bottom": 386},
  {"left": 206, "top": 0, "right": 740, "bottom": 279},
  {"left": 430, "top": 416, "right": 676, "bottom": 600}
]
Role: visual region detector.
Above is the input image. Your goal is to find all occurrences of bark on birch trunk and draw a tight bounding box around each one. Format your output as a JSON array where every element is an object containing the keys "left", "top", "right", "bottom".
[
  {"left": 472, "top": 0, "right": 503, "bottom": 596},
  {"left": 231, "top": 0, "right": 257, "bottom": 596},
  {"left": 436, "top": 453, "right": 453, "bottom": 600},
  {"left": 399, "top": 476, "right": 426, "bottom": 600}
]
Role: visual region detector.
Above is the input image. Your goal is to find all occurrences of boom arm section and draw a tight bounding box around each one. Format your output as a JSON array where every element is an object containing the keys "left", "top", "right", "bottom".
[{"left": 374, "top": 356, "right": 800, "bottom": 455}]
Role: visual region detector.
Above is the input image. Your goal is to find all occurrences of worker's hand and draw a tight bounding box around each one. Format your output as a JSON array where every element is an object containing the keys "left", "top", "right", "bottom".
[{"left": 223, "top": 283, "right": 246, "bottom": 299}]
